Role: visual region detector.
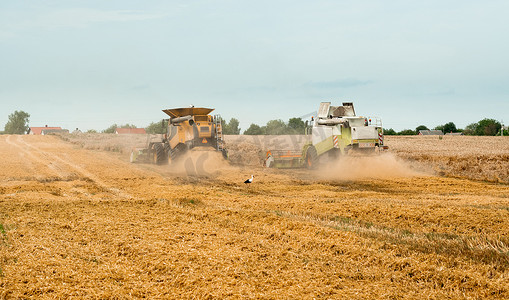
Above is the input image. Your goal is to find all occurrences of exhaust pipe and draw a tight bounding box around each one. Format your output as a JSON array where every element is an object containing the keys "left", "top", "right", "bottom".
[
  {"left": 170, "top": 115, "right": 193, "bottom": 124},
  {"left": 317, "top": 118, "right": 349, "bottom": 126}
]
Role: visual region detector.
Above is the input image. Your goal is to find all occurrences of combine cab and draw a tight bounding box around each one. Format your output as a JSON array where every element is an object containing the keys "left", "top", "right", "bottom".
[
  {"left": 265, "top": 101, "right": 388, "bottom": 169},
  {"left": 131, "top": 107, "right": 227, "bottom": 164}
]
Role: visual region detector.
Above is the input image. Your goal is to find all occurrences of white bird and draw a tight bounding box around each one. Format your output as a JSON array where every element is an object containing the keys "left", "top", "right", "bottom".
[
  {"left": 244, "top": 175, "right": 254, "bottom": 184},
  {"left": 189, "top": 104, "right": 195, "bottom": 108}
]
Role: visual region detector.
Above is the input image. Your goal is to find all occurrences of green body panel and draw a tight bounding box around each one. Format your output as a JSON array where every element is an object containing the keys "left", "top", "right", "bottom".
[
  {"left": 313, "top": 126, "right": 355, "bottom": 155},
  {"left": 338, "top": 126, "right": 352, "bottom": 154},
  {"left": 270, "top": 158, "right": 304, "bottom": 168},
  {"left": 314, "top": 136, "right": 334, "bottom": 156}
]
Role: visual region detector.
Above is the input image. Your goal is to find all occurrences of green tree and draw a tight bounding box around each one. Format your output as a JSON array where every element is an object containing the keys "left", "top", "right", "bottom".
[
  {"left": 384, "top": 128, "right": 397, "bottom": 135},
  {"left": 439, "top": 122, "right": 457, "bottom": 133},
  {"left": 287, "top": 117, "right": 306, "bottom": 134},
  {"left": 475, "top": 118, "right": 501, "bottom": 136},
  {"left": 463, "top": 122, "right": 477, "bottom": 135},
  {"left": 243, "top": 124, "right": 265, "bottom": 135},
  {"left": 102, "top": 123, "right": 137, "bottom": 133},
  {"left": 86, "top": 129, "right": 98, "bottom": 133},
  {"left": 265, "top": 119, "right": 287, "bottom": 135},
  {"left": 146, "top": 120, "right": 168, "bottom": 134},
  {"left": 415, "top": 125, "right": 429, "bottom": 134},
  {"left": 223, "top": 118, "right": 241, "bottom": 135},
  {"left": 398, "top": 129, "right": 415, "bottom": 135},
  {"left": 4, "top": 110, "right": 30, "bottom": 134},
  {"left": 102, "top": 124, "right": 118, "bottom": 133}
]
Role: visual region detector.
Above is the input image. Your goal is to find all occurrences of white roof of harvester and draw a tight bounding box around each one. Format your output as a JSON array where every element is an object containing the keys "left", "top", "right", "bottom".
[{"left": 318, "top": 102, "right": 356, "bottom": 118}]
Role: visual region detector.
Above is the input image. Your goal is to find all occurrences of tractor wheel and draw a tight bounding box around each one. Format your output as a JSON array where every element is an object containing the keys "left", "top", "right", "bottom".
[
  {"left": 170, "top": 143, "right": 186, "bottom": 162},
  {"left": 306, "top": 146, "right": 318, "bottom": 169},
  {"left": 153, "top": 143, "right": 168, "bottom": 165},
  {"left": 164, "top": 143, "right": 172, "bottom": 163}
]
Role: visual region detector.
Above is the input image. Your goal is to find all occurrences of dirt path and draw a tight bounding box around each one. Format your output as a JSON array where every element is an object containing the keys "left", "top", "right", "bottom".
[{"left": 1, "top": 135, "right": 508, "bottom": 299}]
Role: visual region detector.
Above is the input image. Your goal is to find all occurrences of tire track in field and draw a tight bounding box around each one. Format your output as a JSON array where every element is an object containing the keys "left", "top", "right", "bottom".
[
  {"left": 5, "top": 135, "right": 67, "bottom": 179},
  {"left": 15, "top": 136, "right": 132, "bottom": 199}
]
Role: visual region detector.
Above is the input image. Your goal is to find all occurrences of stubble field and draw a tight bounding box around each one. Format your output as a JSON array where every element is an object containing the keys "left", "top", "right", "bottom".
[{"left": 1, "top": 134, "right": 508, "bottom": 299}]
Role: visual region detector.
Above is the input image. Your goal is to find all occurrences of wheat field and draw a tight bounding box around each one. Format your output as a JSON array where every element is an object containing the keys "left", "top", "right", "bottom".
[{"left": 1, "top": 134, "right": 508, "bottom": 299}]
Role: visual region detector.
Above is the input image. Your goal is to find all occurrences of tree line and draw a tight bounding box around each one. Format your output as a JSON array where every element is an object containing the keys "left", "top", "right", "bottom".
[
  {"left": 2, "top": 110, "right": 507, "bottom": 136},
  {"left": 143, "top": 118, "right": 243, "bottom": 135},
  {"left": 119, "top": 117, "right": 509, "bottom": 136},
  {"left": 384, "top": 118, "right": 507, "bottom": 136}
]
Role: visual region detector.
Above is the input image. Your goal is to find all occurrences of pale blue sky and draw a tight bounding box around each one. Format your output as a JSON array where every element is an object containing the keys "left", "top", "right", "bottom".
[{"left": 1, "top": 0, "right": 508, "bottom": 132}]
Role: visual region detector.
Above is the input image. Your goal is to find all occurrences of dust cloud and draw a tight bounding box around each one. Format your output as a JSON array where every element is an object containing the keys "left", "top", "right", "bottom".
[
  {"left": 163, "top": 150, "right": 234, "bottom": 177},
  {"left": 316, "top": 153, "right": 424, "bottom": 180}
]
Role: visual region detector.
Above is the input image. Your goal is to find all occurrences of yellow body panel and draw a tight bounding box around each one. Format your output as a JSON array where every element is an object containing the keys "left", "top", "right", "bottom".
[{"left": 168, "top": 114, "right": 216, "bottom": 150}]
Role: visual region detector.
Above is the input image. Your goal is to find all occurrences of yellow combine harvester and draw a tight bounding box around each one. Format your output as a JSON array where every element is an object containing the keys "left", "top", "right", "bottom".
[{"left": 131, "top": 107, "right": 227, "bottom": 164}]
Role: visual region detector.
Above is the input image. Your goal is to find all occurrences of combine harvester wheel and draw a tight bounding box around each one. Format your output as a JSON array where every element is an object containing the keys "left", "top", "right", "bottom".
[
  {"left": 153, "top": 143, "right": 168, "bottom": 165},
  {"left": 305, "top": 146, "right": 318, "bottom": 169}
]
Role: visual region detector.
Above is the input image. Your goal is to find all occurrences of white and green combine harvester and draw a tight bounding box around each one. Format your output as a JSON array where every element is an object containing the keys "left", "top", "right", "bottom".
[{"left": 265, "top": 102, "right": 388, "bottom": 169}]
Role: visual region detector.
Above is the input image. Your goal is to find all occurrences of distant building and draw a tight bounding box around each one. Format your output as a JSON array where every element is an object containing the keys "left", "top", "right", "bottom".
[
  {"left": 115, "top": 128, "right": 146, "bottom": 134},
  {"left": 445, "top": 132, "right": 464, "bottom": 136},
  {"left": 418, "top": 130, "right": 444, "bottom": 136},
  {"left": 27, "top": 126, "right": 69, "bottom": 135}
]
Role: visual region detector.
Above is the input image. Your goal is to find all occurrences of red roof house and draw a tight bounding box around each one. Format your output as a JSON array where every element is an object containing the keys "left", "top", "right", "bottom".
[
  {"left": 115, "top": 128, "right": 146, "bottom": 134},
  {"left": 27, "top": 126, "right": 66, "bottom": 135}
]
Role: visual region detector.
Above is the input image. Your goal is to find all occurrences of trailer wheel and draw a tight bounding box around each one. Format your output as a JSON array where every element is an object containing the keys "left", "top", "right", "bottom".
[
  {"left": 306, "top": 146, "right": 318, "bottom": 169},
  {"left": 153, "top": 143, "right": 168, "bottom": 165}
]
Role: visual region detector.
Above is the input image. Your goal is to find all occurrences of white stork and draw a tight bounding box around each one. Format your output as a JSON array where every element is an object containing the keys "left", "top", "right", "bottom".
[{"left": 244, "top": 175, "right": 254, "bottom": 184}]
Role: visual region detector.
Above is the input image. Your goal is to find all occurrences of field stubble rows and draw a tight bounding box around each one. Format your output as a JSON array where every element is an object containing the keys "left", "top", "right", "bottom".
[{"left": 0, "top": 134, "right": 508, "bottom": 298}]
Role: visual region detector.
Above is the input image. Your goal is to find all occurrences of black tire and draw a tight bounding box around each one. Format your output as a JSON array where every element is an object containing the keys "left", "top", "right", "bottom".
[
  {"left": 153, "top": 143, "right": 168, "bottom": 165},
  {"left": 170, "top": 143, "right": 186, "bottom": 162},
  {"left": 306, "top": 146, "right": 318, "bottom": 169},
  {"left": 163, "top": 143, "right": 172, "bottom": 163}
]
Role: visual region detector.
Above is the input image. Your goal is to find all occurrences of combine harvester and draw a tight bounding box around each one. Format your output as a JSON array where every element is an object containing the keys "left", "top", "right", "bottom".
[
  {"left": 131, "top": 107, "right": 227, "bottom": 165},
  {"left": 265, "top": 102, "right": 388, "bottom": 169}
]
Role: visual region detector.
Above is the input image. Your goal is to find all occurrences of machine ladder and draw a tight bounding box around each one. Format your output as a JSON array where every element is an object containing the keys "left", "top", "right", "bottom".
[{"left": 214, "top": 115, "right": 225, "bottom": 151}]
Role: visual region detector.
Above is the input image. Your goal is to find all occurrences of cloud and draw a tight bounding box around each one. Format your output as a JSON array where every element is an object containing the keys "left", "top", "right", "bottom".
[
  {"left": 0, "top": 8, "right": 168, "bottom": 39},
  {"left": 34, "top": 9, "right": 167, "bottom": 29},
  {"left": 304, "top": 79, "right": 373, "bottom": 89},
  {"left": 403, "top": 88, "right": 456, "bottom": 98}
]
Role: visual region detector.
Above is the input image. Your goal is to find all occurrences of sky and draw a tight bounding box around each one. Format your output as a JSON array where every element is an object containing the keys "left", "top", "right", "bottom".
[{"left": 1, "top": 0, "right": 508, "bottom": 132}]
